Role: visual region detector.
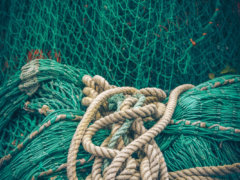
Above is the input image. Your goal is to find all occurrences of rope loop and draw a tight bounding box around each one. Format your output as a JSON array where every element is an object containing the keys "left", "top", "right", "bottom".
[{"left": 67, "top": 75, "right": 194, "bottom": 180}]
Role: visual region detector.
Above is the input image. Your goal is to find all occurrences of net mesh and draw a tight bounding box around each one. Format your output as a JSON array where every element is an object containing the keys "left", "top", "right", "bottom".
[
  {"left": 0, "top": 0, "right": 239, "bottom": 89},
  {"left": 0, "top": 67, "right": 239, "bottom": 179},
  {"left": 0, "top": 0, "right": 240, "bottom": 179}
]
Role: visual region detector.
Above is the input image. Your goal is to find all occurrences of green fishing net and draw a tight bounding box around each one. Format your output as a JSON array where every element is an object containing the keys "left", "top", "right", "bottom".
[
  {"left": 0, "top": 0, "right": 239, "bottom": 89},
  {"left": 0, "top": 59, "right": 239, "bottom": 179},
  {"left": 0, "top": 0, "right": 240, "bottom": 179}
]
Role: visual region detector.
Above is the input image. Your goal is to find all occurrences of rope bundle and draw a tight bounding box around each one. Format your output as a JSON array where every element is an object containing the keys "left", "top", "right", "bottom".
[{"left": 67, "top": 75, "right": 240, "bottom": 179}]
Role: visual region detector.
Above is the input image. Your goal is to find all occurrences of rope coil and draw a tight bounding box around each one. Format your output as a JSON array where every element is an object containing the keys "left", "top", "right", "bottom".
[{"left": 67, "top": 75, "right": 194, "bottom": 180}]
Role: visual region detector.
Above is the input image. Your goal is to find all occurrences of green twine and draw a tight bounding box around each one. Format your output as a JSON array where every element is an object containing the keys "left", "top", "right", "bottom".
[{"left": 103, "top": 94, "right": 146, "bottom": 170}]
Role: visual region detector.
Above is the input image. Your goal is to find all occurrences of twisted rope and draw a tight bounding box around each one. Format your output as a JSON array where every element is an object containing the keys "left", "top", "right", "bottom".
[
  {"left": 169, "top": 163, "right": 240, "bottom": 179},
  {"left": 67, "top": 75, "right": 240, "bottom": 180},
  {"left": 104, "top": 84, "right": 193, "bottom": 180},
  {"left": 67, "top": 87, "right": 138, "bottom": 179}
]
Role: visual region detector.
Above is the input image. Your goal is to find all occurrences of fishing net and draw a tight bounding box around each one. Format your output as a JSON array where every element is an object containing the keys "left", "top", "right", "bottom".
[
  {"left": 0, "top": 0, "right": 240, "bottom": 179},
  {"left": 0, "top": 59, "right": 239, "bottom": 179},
  {"left": 0, "top": 0, "right": 239, "bottom": 89}
]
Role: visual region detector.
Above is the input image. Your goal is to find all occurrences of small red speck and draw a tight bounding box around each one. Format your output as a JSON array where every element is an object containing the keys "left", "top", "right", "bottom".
[
  {"left": 217, "top": 24, "right": 219, "bottom": 27},
  {"left": 85, "top": 4, "right": 88, "bottom": 8},
  {"left": 190, "top": 38, "right": 196, "bottom": 46},
  {"left": 209, "top": 21, "right": 213, "bottom": 24},
  {"left": 154, "top": 33, "right": 160, "bottom": 38},
  {"left": 4, "top": 61, "right": 9, "bottom": 68},
  {"left": 54, "top": 51, "right": 61, "bottom": 63},
  {"left": 39, "top": 50, "right": 43, "bottom": 59},
  {"left": 159, "top": 25, "right": 168, "bottom": 32},
  {"left": 127, "top": 22, "right": 132, "bottom": 26},
  {"left": 215, "top": 8, "right": 219, "bottom": 11},
  {"left": 12, "top": 140, "right": 16, "bottom": 145},
  {"left": 27, "top": 50, "right": 33, "bottom": 62},
  {"left": 202, "top": 33, "right": 207, "bottom": 36},
  {"left": 34, "top": 49, "right": 39, "bottom": 55}
]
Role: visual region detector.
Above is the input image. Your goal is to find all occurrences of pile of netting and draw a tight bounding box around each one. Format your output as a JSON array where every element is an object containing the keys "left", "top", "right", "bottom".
[
  {"left": 0, "top": 59, "right": 240, "bottom": 179},
  {"left": 0, "top": 0, "right": 240, "bottom": 90}
]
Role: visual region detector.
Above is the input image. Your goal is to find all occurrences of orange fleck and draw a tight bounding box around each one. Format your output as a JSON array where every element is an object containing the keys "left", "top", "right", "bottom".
[
  {"left": 30, "top": 49, "right": 44, "bottom": 60},
  {"left": 215, "top": 8, "right": 219, "bottom": 11},
  {"left": 54, "top": 51, "right": 61, "bottom": 63},
  {"left": 39, "top": 50, "right": 43, "bottom": 59},
  {"left": 190, "top": 38, "right": 196, "bottom": 46},
  {"left": 27, "top": 50, "right": 33, "bottom": 62},
  {"left": 12, "top": 140, "right": 16, "bottom": 146},
  {"left": 34, "top": 50, "right": 39, "bottom": 55},
  {"left": 209, "top": 21, "right": 213, "bottom": 24},
  {"left": 202, "top": 33, "right": 207, "bottom": 36},
  {"left": 200, "top": 86, "right": 207, "bottom": 91},
  {"left": 50, "top": 176, "right": 57, "bottom": 180}
]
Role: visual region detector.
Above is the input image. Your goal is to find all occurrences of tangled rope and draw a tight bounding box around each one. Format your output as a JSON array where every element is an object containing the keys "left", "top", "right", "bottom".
[{"left": 67, "top": 75, "right": 240, "bottom": 180}]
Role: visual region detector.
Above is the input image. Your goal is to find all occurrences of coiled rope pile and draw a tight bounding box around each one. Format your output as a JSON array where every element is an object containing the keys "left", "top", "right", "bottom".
[
  {"left": 67, "top": 74, "right": 240, "bottom": 179},
  {"left": 0, "top": 59, "right": 240, "bottom": 179}
]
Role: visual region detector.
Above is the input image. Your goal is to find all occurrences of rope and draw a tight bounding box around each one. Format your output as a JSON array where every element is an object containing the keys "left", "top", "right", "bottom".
[
  {"left": 67, "top": 87, "right": 138, "bottom": 179},
  {"left": 103, "top": 94, "right": 145, "bottom": 169},
  {"left": 67, "top": 75, "right": 240, "bottom": 179},
  {"left": 67, "top": 75, "right": 192, "bottom": 179},
  {"left": 169, "top": 163, "right": 240, "bottom": 179},
  {"left": 104, "top": 84, "right": 193, "bottom": 180}
]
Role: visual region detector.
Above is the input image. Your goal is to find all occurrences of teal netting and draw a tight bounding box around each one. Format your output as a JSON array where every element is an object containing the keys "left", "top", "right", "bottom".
[
  {"left": 0, "top": 0, "right": 240, "bottom": 89},
  {"left": 0, "top": 0, "right": 240, "bottom": 179}
]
